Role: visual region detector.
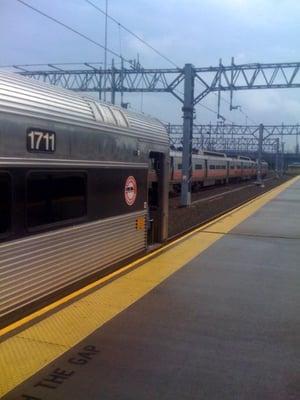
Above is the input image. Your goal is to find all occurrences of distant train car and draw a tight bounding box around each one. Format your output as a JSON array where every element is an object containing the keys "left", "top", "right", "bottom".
[
  {"left": 238, "top": 156, "right": 257, "bottom": 180},
  {"left": 170, "top": 151, "right": 229, "bottom": 191},
  {"left": 287, "top": 163, "right": 300, "bottom": 175},
  {"left": 167, "top": 151, "right": 261, "bottom": 192},
  {"left": 261, "top": 161, "right": 269, "bottom": 177},
  {"left": 0, "top": 72, "right": 169, "bottom": 320}
]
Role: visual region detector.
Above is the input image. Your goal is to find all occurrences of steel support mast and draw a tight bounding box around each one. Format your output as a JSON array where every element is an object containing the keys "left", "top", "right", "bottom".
[
  {"left": 181, "top": 64, "right": 195, "bottom": 206},
  {"left": 256, "top": 124, "right": 264, "bottom": 186}
]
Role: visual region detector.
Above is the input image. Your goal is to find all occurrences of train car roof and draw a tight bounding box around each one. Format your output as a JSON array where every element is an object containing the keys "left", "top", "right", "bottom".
[
  {"left": 0, "top": 72, "right": 168, "bottom": 146},
  {"left": 170, "top": 150, "right": 257, "bottom": 163},
  {"left": 170, "top": 150, "right": 233, "bottom": 162}
]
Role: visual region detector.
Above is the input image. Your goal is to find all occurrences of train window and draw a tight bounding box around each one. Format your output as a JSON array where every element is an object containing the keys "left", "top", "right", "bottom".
[
  {"left": 97, "top": 104, "right": 117, "bottom": 125},
  {"left": 149, "top": 158, "right": 155, "bottom": 170},
  {"left": 0, "top": 173, "right": 11, "bottom": 234},
  {"left": 111, "top": 108, "right": 129, "bottom": 128},
  {"left": 195, "top": 164, "right": 202, "bottom": 169},
  {"left": 178, "top": 163, "right": 182, "bottom": 169},
  {"left": 222, "top": 165, "right": 226, "bottom": 169},
  {"left": 27, "top": 172, "right": 87, "bottom": 228},
  {"left": 230, "top": 165, "right": 235, "bottom": 169},
  {"left": 209, "top": 165, "right": 215, "bottom": 169}
]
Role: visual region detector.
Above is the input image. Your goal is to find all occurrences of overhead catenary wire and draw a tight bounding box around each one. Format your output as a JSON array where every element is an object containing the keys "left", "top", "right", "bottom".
[
  {"left": 210, "top": 81, "right": 257, "bottom": 124},
  {"left": 84, "top": 0, "right": 180, "bottom": 68},
  {"left": 12, "top": 0, "right": 252, "bottom": 125},
  {"left": 0, "top": 62, "right": 99, "bottom": 68},
  {"left": 15, "top": 0, "right": 179, "bottom": 110},
  {"left": 206, "top": 85, "right": 257, "bottom": 125},
  {"left": 15, "top": 0, "right": 133, "bottom": 67},
  {"left": 192, "top": 79, "right": 236, "bottom": 123},
  {"left": 0, "top": 60, "right": 127, "bottom": 70},
  {"left": 173, "top": 87, "right": 236, "bottom": 123},
  {"left": 85, "top": 0, "right": 181, "bottom": 112},
  {"left": 118, "top": 23, "right": 123, "bottom": 59},
  {"left": 197, "top": 100, "right": 234, "bottom": 121},
  {"left": 216, "top": 91, "right": 257, "bottom": 124}
]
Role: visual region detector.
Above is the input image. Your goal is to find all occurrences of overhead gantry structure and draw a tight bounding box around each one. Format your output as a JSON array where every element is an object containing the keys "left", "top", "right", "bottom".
[
  {"left": 14, "top": 60, "right": 300, "bottom": 99},
  {"left": 168, "top": 123, "right": 300, "bottom": 182},
  {"left": 167, "top": 124, "right": 300, "bottom": 137},
  {"left": 168, "top": 123, "right": 300, "bottom": 157},
  {"left": 12, "top": 60, "right": 300, "bottom": 205}
]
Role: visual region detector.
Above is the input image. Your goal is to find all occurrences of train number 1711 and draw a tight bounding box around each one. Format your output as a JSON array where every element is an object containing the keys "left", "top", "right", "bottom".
[{"left": 27, "top": 129, "right": 56, "bottom": 152}]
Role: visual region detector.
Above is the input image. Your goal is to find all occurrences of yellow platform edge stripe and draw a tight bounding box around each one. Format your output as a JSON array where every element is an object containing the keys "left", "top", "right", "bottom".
[{"left": 0, "top": 176, "right": 298, "bottom": 396}]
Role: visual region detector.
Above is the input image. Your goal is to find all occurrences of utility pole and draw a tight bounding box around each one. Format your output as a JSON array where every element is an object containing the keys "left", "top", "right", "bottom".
[
  {"left": 103, "top": 0, "right": 108, "bottom": 102},
  {"left": 181, "top": 64, "right": 195, "bottom": 207},
  {"left": 120, "top": 57, "right": 124, "bottom": 107},
  {"left": 111, "top": 58, "right": 116, "bottom": 104},
  {"left": 275, "top": 137, "right": 280, "bottom": 178},
  {"left": 217, "top": 59, "right": 222, "bottom": 119},
  {"left": 98, "top": 66, "right": 102, "bottom": 100},
  {"left": 281, "top": 142, "right": 285, "bottom": 176},
  {"left": 256, "top": 123, "right": 264, "bottom": 186}
]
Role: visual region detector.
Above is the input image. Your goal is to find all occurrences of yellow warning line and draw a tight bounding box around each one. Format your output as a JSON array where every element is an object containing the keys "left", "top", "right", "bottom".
[{"left": 0, "top": 176, "right": 298, "bottom": 396}]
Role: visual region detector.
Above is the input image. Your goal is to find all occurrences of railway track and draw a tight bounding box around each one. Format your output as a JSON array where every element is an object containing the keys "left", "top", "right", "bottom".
[{"left": 168, "top": 175, "right": 289, "bottom": 237}]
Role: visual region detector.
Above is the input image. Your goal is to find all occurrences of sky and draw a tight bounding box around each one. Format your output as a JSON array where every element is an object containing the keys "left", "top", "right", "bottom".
[{"left": 1, "top": 0, "right": 300, "bottom": 149}]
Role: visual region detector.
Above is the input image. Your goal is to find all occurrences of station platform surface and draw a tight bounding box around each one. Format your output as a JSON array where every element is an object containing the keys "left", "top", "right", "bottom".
[{"left": 1, "top": 177, "right": 300, "bottom": 400}]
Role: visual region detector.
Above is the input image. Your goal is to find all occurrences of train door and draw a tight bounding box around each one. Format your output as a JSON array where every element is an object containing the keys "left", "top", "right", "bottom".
[
  {"left": 148, "top": 151, "right": 168, "bottom": 245},
  {"left": 170, "top": 155, "right": 174, "bottom": 182},
  {"left": 226, "top": 160, "right": 229, "bottom": 183},
  {"left": 205, "top": 159, "right": 208, "bottom": 179}
]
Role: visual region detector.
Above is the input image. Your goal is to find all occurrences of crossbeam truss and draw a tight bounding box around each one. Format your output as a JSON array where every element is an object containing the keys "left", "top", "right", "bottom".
[
  {"left": 14, "top": 61, "right": 300, "bottom": 105},
  {"left": 10, "top": 60, "right": 300, "bottom": 204},
  {"left": 168, "top": 123, "right": 300, "bottom": 184},
  {"left": 167, "top": 124, "right": 300, "bottom": 137},
  {"left": 169, "top": 135, "right": 278, "bottom": 153},
  {"left": 168, "top": 123, "right": 300, "bottom": 157}
]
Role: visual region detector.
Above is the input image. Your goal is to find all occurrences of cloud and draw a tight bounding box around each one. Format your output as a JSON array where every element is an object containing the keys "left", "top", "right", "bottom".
[{"left": 0, "top": 0, "right": 300, "bottom": 129}]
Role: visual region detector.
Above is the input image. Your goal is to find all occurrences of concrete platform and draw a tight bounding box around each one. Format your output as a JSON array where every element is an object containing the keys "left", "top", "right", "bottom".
[{"left": 1, "top": 178, "right": 300, "bottom": 400}]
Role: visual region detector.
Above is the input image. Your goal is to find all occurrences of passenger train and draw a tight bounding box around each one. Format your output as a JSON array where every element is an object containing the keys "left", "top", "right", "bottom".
[
  {"left": 149, "top": 151, "right": 268, "bottom": 192},
  {"left": 0, "top": 72, "right": 267, "bottom": 323},
  {"left": 170, "top": 151, "right": 267, "bottom": 191}
]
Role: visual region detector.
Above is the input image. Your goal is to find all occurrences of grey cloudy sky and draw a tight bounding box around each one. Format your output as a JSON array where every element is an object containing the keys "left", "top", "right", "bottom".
[{"left": 1, "top": 0, "right": 300, "bottom": 146}]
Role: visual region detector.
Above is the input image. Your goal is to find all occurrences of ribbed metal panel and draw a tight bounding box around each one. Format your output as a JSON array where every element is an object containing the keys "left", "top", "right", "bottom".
[
  {"left": 0, "top": 211, "right": 146, "bottom": 318},
  {"left": 0, "top": 72, "right": 168, "bottom": 145},
  {"left": 126, "top": 111, "right": 168, "bottom": 143}
]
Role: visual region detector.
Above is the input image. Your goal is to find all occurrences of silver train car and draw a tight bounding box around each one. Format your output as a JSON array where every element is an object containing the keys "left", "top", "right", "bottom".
[
  {"left": 0, "top": 72, "right": 169, "bottom": 322},
  {"left": 149, "top": 151, "right": 268, "bottom": 192},
  {"left": 170, "top": 151, "right": 258, "bottom": 191}
]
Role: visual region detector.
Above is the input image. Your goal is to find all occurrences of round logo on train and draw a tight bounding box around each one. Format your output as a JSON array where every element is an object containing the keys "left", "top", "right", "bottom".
[{"left": 124, "top": 176, "right": 137, "bottom": 206}]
